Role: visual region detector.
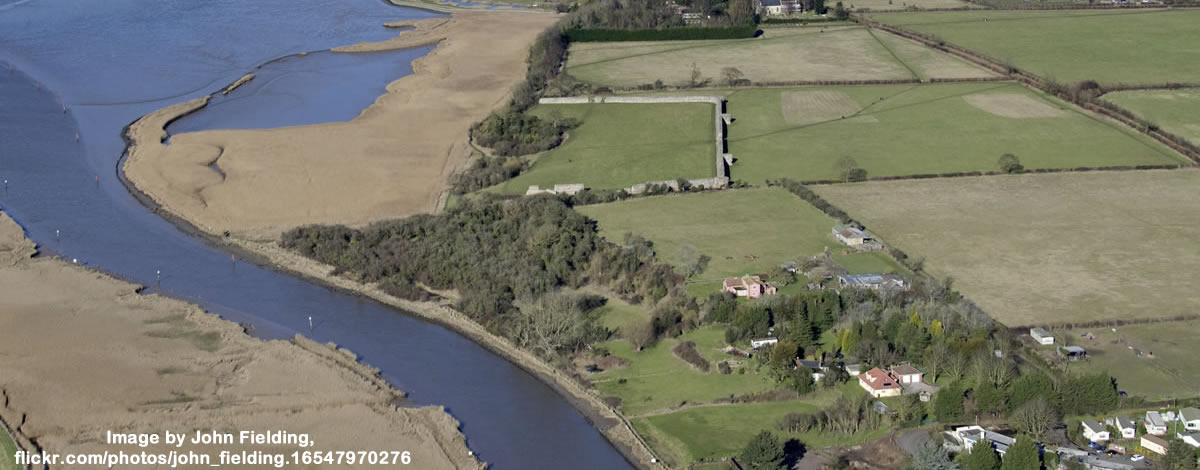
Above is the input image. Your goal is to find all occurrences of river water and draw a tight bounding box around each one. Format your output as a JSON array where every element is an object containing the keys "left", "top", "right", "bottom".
[{"left": 0, "top": 1, "right": 634, "bottom": 468}]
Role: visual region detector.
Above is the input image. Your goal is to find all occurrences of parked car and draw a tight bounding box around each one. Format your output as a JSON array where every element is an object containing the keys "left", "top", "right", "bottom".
[{"left": 1131, "top": 454, "right": 1145, "bottom": 462}]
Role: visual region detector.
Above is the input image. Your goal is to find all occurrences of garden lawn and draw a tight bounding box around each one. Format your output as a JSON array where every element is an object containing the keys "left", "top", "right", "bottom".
[
  {"left": 566, "top": 26, "right": 993, "bottom": 87},
  {"left": 578, "top": 188, "right": 901, "bottom": 284},
  {"left": 493, "top": 102, "right": 714, "bottom": 193},
  {"left": 868, "top": 9, "right": 1200, "bottom": 84},
  {"left": 1104, "top": 89, "right": 1200, "bottom": 147},
  {"left": 633, "top": 384, "right": 888, "bottom": 464},
  {"left": 725, "top": 82, "right": 1184, "bottom": 182},
  {"left": 816, "top": 170, "right": 1200, "bottom": 327},
  {"left": 592, "top": 326, "right": 777, "bottom": 417},
  {"left": 1062, "top": 321, "right": 1200, "bottom": 399}
]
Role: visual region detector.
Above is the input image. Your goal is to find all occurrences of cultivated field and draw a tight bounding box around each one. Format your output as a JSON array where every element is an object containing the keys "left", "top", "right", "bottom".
[
  {"left": 723, "top": 82, "right": 1184, "bottom": 182},
  {"left": 844, "top": 0, "right": 974, "bottom": 9},
  {"left": 1059, "top": 321, "right": 1200, "bottom": 399},
  {"left": 1104, "top": 89, "right": 1200, "bottom": 146},
  {"left": 868, "top": 9, "right": 1200, "bottom": 84},
  {"left": 493, "top": 102, "right": 715, "bottom": 193},
  {"left": 577, "top": 188, "right": 901, "bottom": 285},
  {"left": 566, "top": 26, "right": 996, "bottom": 87},
  {"left": 816, "top": 170, "right": 1200, "bottom": 327}
]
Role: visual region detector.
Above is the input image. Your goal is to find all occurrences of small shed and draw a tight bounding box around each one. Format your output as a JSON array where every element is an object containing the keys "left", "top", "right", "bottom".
[
  {"left": 1030, "top": 327, "right": 1054, "bottom": 345},
  {"left": 1058, "top": 346, "right": 1087, "bottom": 361}
]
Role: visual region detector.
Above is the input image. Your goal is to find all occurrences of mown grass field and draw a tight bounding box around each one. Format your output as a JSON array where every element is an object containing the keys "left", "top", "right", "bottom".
[
  {"left": 1104, "top": 89, "right": 1200, "bottom": 146},
  {"left": 632, "top": 384, "right": 888, "bottom": 464},
  {"left": 722, "top": 82, "right": 1184, "bottom": 182},
  {"left": 592, "top": 326, "right": 778, "bottom": 417},
  {"left": 868, "top": 9, "right": 1200, "bottom": 84},
  {"left": 816, "top": 170, "right": 1200, "bottom": 327},
  {"left": 1060, "top": 321, "right": 1200, "bottom": 399},
  {"left": 566, "top": 26, "right": 995, "bottom": 87},
  {"left": 577, "top": 188, "right": 901, "bottom": 286},
  {"left": 492, "top": 102, "right": 714, "bottom": 193},
  {"left": 845, "top": 0, "right": 974, "bottom": 9}
]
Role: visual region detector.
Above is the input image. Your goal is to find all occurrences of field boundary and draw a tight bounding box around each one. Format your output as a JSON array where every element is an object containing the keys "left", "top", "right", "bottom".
[
  {"left": 858, "top": 15, "right": 1200, "bottom": 164},
  {"left": 796, "top": 163, "right": 1187, "bottom": 186},
  {"left": 857, "top": 2, "right": 1200, "bottom": 13},
  {"left": 537, "top": 96, "right": 731, "bottom": 193},
  {"left": 1009, "top": 312, "right": 1200, "bottom": 332}
]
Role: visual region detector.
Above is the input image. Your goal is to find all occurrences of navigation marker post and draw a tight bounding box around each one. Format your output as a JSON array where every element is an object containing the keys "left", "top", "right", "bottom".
[
  {"left": 308, "top": 316, "right": 313, "bottom": 335},
  {"left": 156, "top": 269, "right": 161, "bottom": 285}
]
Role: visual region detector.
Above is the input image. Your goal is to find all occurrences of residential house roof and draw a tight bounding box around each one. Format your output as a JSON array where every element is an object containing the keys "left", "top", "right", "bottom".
[
  {"left": 1143, "top": 435, "right": 1169, "bottom": 448},
  {"left": 1030, "top": 327, "right": 1051, "bottom": 337},
  {"left": 890, "top": 364, "right": 922, "bottom": 377},
  {"left": 1181, "top": 407, "right": 1200, "bottom": 422},
  {"left": 1147, "top": 411, "right": 1166, "bottom": 427},
  {"left": 859, "top": 368, "right": 901, "bottom": 391},
  {"left": 724, "top": 275, "right": 766, "bottom": 291},
  {"left": 1082, "top": 419, "right": 1106, "bottom": 434},
  {"left": 761, "top": 0, "right": 782, "bottom": 5},
  {"left": 1116, "top": 415, "right": 1134, "bottom": 430},
  {"left": 795, "top": 359, "right": 823, "bottom": 370},
  {"left": 1061, "top": 346, "right": 1087, "bottom": 354}
]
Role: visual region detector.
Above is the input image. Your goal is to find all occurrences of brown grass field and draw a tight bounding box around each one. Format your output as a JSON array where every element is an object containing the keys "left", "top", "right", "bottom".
[
  {"left": 815, "top": 170, "right": 1200, "bottom": 327},
  {"left": 1054, "top": 321, "right": 1200, "bottom": 398},
  {"left": 566, "top": 26, "right": 996, "bottom": 87}
]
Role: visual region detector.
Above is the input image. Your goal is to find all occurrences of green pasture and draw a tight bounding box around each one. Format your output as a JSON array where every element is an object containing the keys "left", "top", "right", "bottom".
[
  {"left": 1104, "top": 89, "right": 1200, "bottom": 146},
  {"left": 492, "top": 102, "right": 715, "bottom": 193},
  {"left": 1062, "top": 321, "right": 1200, "bottom": 399},
  {"left": 723, "top": 82, "right": 1184, "bottom": 182},
  {"left": 868, "top": 9, "right": 1200, "bottom": 84},
  {"left": 566, "top": 26, "right": 994, "bottom": 87},
  {"left": 578, "top": 188, "right": 900, "bottom": 286},
  {"left": 633, "top": 384, "right": 888, "bottom": 464}
]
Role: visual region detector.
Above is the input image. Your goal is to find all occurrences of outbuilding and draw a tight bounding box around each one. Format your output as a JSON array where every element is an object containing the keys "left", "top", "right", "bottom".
[{"left": 1029, "top": 327, "right": 1054, "bottom": 345}]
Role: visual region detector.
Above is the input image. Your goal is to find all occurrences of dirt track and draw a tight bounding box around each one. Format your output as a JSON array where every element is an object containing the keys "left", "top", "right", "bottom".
[
  {"left": 0, "top": 210, "right": 479, "bottom": 469},
  {"left": 123, "top": 11, "right": 558, "bottom": 240}
]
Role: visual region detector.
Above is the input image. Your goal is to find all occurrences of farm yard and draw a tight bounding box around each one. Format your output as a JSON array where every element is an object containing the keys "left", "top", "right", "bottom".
[
  {"left": 1104, "top": 89, "right": 1200, "bottom": 146},
  {"left": 565, "top": 26, "right": 996, "bottom": 88},
  {"left": 815, "top": 170, "right": 1200, "bottom": 328},
  {"left": 867, "top": 9, "right": 1200, "bottom": 84},
  {"left": 1056, "top": 320, "right": 1200, "bottom": 399},
  {"left": 490, "top": 102, "right": 715, "bottom": 193},
  {"left": 576, "top": 188, "right": 901, "bottom": 289},
  {"left": 723, "top": 82, "right": 1184, "bottom": 182}
]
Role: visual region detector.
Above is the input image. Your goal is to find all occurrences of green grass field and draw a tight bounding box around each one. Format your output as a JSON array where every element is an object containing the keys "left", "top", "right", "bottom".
[
  {"left": 1104, "top": 89, "right": 1200, "bottom": 146},
  {"left": 721, "top": 82, "right": 1184, "bottom": 182},
  {"left": 492, "top": 102, "right": 715, "bottom": 193},
  {"left": 578, "top": 188, "right": 901, "bottom": 286},
  {"left": 868, "top": 9, "right": 1200, "bottom": 84},
  {"left": 593, "top": 326, "right": 778, "bottom": 417},
  {"left": 816, "top": 170, "right": 1200, "bottom": 327},
  {"left": 1, "top": 427, "right": 18, "bottom": 470},
  {"left": 566, "top": 26, "right": 995, "bottom": 88},
  {"left": 633, "top": 384, "right": 888, "bottom": 464},
  {"left": 1060, "top": 321, "right": 1200, "bottom": 399},
  {"left": 844, "top": 0, "right": 975, "bottom": 9}
]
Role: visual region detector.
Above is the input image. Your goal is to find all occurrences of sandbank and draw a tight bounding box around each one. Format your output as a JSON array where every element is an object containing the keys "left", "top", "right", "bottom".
[
  {"left": 0, "top": 210, "right": 480, "bottom": 469},
  {"left": 124, "top": 11, "right": 558, "bottom": 240}
]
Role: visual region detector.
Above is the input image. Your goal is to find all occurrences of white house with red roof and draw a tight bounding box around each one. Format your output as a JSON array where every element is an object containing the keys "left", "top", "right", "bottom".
[{"left": 858, "top": 367, "right": 902, "bottom": 398}]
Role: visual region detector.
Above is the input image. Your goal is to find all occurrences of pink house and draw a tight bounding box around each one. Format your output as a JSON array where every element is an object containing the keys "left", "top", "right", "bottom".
[{"left": 722, "top": 275, "right": 776, "bottom": 299}]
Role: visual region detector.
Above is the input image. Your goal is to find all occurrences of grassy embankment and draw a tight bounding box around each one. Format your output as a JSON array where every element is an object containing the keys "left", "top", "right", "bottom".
[
  {"left": 566, "top": 25, "right": 996, "bottom": 87},
  {"left": 723, "top": 82, "right": 1185, "bottom": 182},
  {"left": 491, "top": 102, "right": 715, "bottom": 193},
  {"left": 867, "top": 9, "right": 1200, "bottom": 84},
  {"left": 578, "top": 188, "right": 902, "bottom": 297},
  {"left": 1104, "top": 89, "right": 1200, "bottom": 147},
  {"left": 1, "top": 427, "right": 20, "bottom": 470}
]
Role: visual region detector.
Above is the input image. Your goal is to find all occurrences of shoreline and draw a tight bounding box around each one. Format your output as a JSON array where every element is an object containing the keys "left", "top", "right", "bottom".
[
  {"left": 118, "top": 11, "right": 661, "bottom": 470},
  {"left": 0, "top": 209, "right": 482, "bottom": 469}
]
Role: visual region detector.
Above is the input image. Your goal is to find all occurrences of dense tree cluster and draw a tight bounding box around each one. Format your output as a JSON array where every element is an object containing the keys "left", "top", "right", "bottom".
[
  {"left": 471, "top": 111, "right": 578, "bottom": 157},
  {"left": 450, "top": 155, "right": 528, "bottom": 194},
  {"left": 281, "top": 196, "right": 684, "bottom": 356}
]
